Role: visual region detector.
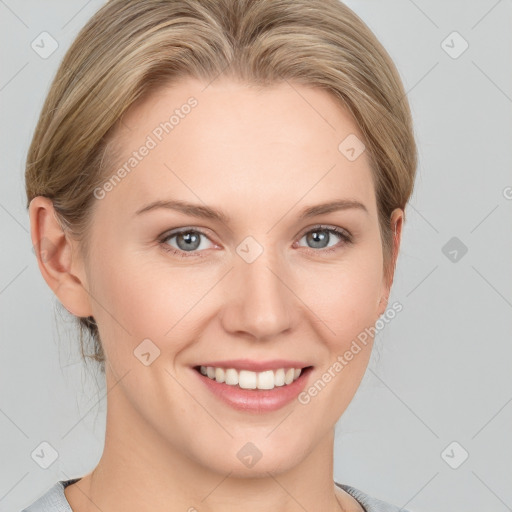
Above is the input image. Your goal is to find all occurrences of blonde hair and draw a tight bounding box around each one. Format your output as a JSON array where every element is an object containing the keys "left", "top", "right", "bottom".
[{"left": 25, "top": 0, "right": 417, "bottom": 371}]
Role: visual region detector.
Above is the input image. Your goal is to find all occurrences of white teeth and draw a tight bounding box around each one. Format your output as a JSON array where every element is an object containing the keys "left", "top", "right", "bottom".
[
  {"left": 215, "top": 367, "right": 225, "bottom": 383},
  {"left": 225, "top": 368, "right": 238, "bottom": 385},
  {"left": 274, "top": 368, "right": 285, "bottom": 387},
  {"left": 199, "top": 365, "right": 304, "bottom": 390},
  {"left": 239, "top": 370, "right": 257, "bottom": 389},
  {"left": 257, "top": 370, "right": 275, "bottom": 390}
]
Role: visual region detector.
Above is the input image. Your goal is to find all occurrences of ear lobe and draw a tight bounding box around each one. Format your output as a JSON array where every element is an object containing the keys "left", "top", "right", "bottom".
[{"left": 29, "top": 196, "right": 93, "bottom": 318}]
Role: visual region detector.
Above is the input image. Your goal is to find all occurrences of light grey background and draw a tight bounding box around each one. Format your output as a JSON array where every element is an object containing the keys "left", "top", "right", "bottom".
[{"left": 1, "top": 1, "right": 511, "bottom": 511}]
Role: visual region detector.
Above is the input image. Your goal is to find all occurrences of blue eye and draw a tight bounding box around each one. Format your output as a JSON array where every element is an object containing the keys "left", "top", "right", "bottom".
[
  {"left": 159, "top": 225, "right": 352, "bottom": 258},
  {"left": 296, "top": 226, "right": 352, "bottom": 254},
  {"left": 160, "top": 229, "right": 214, "bottom": 258}
]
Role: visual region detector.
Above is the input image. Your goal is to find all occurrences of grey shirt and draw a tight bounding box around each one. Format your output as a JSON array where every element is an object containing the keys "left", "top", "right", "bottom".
[{"left": 22, "top": 478, "right": 411, "bottom": 512}]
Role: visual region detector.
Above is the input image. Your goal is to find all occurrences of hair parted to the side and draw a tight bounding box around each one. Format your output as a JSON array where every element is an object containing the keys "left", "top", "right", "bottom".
[{"left": 25, "top": 0, "right": 418, "bottom": 372}]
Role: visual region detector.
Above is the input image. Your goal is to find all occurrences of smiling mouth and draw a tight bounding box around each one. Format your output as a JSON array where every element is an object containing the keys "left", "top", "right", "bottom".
[{"left": 193, "top": 365, "right": 313, "bottom": 391}]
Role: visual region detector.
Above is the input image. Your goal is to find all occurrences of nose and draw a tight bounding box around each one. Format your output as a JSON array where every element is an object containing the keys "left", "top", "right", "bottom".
[{"left": 220, "top": 247, "right": 294, "bottom": 341}]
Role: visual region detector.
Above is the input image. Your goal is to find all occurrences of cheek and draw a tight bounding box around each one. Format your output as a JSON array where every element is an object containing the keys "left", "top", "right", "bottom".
[
  {"left": 85, "top": 249, "right": 159, "bottom": 356},
  {"left": 294, "top": 252, "right": 383, "bottom": 344},
  {"left": 89, "top": 251, "right": 212, "bottom": 356}
]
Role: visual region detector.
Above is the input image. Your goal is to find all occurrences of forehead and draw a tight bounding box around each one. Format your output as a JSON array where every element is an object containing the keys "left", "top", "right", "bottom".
[{"left": 102, "top": 77, "right": 377, "bottom": 220}]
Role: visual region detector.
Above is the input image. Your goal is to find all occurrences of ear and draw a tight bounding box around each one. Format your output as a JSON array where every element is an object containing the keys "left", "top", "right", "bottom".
[
  {"left": 377, "top": 207, "right": 403, "bottom": 317},
  {"left": 29, "top": 196, "right": 93, "bottom": 318}
]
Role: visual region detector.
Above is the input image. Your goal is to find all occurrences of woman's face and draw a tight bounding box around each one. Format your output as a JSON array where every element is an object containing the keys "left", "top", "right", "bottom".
[{"left": 76, "top": 77, "right": 399, "bottom": 476}]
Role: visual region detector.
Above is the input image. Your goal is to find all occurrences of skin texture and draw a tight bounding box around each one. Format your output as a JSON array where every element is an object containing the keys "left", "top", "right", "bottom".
[{"left": 30, "top": 77, "right": 403, "bottom": 512}]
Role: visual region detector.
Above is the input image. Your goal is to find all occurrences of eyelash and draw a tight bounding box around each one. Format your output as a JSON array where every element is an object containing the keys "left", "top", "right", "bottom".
[{"left": 158, "top": 225, "right": 353, "bottom": 259}]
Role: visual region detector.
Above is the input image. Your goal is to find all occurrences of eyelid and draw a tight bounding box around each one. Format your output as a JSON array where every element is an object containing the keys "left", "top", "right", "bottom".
[
  {"left": 296, "top": 223, "right": 352, "bottom": 240},
  {"left": 159, "top": 226, "right": 213, "bottom": 240}
]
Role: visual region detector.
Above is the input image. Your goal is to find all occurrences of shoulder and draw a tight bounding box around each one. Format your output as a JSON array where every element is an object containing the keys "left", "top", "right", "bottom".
[
  {"left": 335, "top": 481, "right": 411, "bottom": 512},
  {"left": 21, "top": 478, "right": 79, "bottom": 512}
]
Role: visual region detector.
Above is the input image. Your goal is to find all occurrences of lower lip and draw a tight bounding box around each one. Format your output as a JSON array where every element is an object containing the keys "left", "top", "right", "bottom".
[{"left": 194, "top": 367, "right": 313, "bottom": 413}]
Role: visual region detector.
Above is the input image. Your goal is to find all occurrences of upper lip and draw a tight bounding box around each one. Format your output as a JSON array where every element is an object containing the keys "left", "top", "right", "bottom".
[{"left": 195, "top": 359, "right": 312, "bottom": 372}]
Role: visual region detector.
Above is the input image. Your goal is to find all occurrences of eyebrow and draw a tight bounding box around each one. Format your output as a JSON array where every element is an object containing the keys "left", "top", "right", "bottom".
[{"left": 134, "top": 198, "right": 368, "bottom": 222}]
